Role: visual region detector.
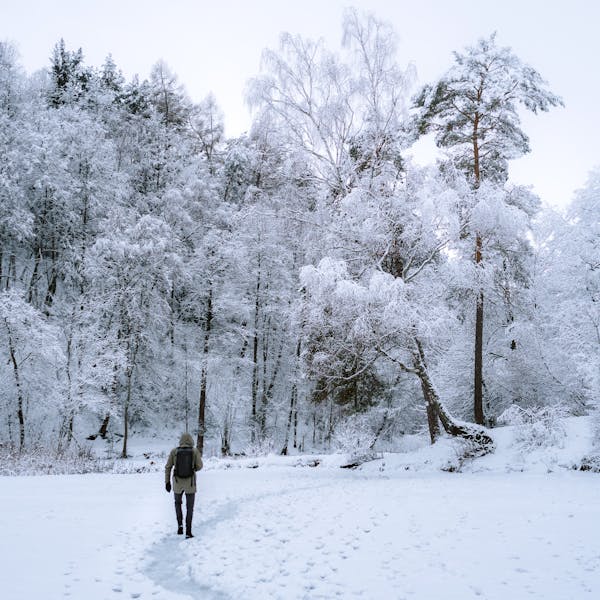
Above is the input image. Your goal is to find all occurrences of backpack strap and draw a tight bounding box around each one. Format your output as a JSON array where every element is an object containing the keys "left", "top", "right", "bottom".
[{"left": 174, "top": 447, "right": 181, "bottom": 481}]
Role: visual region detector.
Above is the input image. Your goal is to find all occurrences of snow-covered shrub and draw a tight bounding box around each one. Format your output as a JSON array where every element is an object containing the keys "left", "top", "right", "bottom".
[
  {"left": 1, "top": 443, "right": 99, "bottom": 476},
  {"left": 244, "top": 436, "right": 276, "bottom": 458},
  {"left": 499, "top": 404, "right": 568, "bottom": 449},
  {"left": 0, "top": 441, "right": 163, "bottom": 476},
  {"left": 331, "top": 413, "right": 378, "bottom": 456}
]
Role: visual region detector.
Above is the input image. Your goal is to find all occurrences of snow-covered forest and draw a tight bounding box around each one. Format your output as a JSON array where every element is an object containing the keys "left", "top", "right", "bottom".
[{"left": 1, "top": 10, "right": 598, "bottom": 463}]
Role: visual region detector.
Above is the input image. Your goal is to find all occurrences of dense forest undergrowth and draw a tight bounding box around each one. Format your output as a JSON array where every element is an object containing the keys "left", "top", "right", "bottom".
[{"left": 0, "top": 9, "right": 598, "bottom": 466}]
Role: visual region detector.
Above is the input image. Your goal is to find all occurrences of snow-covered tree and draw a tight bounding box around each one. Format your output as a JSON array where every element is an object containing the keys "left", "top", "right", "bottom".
[
  {"left": 413, "top": 33, "right": 562, "bottom": 424},
  {"left": 300, "top": 163, "right": 492, "bottom": 451},
  {"left": 149, "top": 60, "right": 191, "bottom": 129},
  {"left": 533, "top": 170, "right": 600, "bottom": 410},
  {"left": 247, "top": 10, "right": 414, "bottom": 198},
  {"left": 0, "top": 24, "right": 590, "bottom": 464},
  {"left": 86, "top": 216, "right": 178, "bottom": 457},
  {"left": 0, "top": 291, "right": 65, "bottom": 450},
  {"left": 48, "top": 39, "right": 94, "bottom": 108}
]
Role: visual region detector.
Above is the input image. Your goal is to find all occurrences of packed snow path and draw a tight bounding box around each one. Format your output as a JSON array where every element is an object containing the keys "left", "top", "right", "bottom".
[{"left": 2, "top": 466, "right": 599, "bottom": 599}]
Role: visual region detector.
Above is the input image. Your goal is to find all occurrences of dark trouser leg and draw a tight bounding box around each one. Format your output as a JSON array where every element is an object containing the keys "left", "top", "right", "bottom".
[
  {"left": 174, "top": 492, "right": 183, "bottom": 527},
  {"left": 185, "top": 492, "right": 195, "bottom": 533}
]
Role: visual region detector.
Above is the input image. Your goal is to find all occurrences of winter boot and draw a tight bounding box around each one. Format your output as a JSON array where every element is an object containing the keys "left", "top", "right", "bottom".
[
  {"left": 177, "top": 526, "right": 183, "bottom": 535},
  {"left": 185, "top": 531, "right": 194, "bottom": 539}
]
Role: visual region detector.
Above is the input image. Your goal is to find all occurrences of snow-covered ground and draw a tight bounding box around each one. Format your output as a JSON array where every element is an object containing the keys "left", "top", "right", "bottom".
[{"left": 2, "top": 420, "right": 600, "bottom": 599}]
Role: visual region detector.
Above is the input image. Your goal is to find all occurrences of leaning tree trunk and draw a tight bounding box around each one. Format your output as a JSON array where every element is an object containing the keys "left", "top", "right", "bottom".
[
  {"left": 425, "top": 402, "right": 441, "bottom": 445},
  {"left": 413, "top": 338, "right": 493, "bottom": 453},
  {"left": 98, "top": 414, "right": 110, "bottom": 439}
]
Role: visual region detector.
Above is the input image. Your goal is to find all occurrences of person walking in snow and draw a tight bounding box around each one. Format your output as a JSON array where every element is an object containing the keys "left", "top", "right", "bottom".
[{"left": 164, "top": 432, "right": 203, "bottom": 538}]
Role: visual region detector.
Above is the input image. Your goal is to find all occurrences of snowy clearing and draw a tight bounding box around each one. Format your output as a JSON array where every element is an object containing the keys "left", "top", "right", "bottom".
[{"left": 2, "top": 457, "right": 600, "bottom": 599}]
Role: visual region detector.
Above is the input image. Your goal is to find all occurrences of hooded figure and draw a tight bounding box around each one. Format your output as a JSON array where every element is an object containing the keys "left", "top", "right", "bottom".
[{"left": 165, "top": 432, "right": 203, "bottom": 538}]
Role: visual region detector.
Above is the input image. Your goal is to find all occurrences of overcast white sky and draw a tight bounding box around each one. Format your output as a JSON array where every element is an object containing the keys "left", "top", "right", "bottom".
[{"left": 2, "top": 0, "right": 599, "bottom": 207}]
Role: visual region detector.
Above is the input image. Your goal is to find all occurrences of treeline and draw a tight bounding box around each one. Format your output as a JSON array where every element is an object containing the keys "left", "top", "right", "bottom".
[{"left": 0, "top": 11, "right": 597, "bottom": 458}]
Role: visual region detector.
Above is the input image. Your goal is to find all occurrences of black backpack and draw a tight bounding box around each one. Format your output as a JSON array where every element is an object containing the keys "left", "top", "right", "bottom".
[{"left": 175, "top": 447, "right": 194, "bottom": 478}]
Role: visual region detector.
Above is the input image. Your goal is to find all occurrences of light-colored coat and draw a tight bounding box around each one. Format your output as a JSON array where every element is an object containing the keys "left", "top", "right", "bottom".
[{"left": 165, "top": 433, "right": 203, "bottom": 494}]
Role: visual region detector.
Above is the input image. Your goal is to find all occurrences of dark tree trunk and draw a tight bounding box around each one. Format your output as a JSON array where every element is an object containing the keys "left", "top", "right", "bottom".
[
  {"left": 472, "top": 113, "right": 481, "bottom": 185},
  {"left": 281, "top": 340, "right": 301, "bottom": 456},
  {"left": 59, "top": 331, "right": 75, "bottom": 449},
  {"left": 8, "top": 252, "right": 16, "bottom": 290},
  {"left": 59, "top": 411, "right": 75, "bottom": 450},
  {"left": 98, "top": 414, "right": 110, "bottom": 439},
  {"left": 258, "top": 321, "right": 269, "bottom": 437},
  {"left": 426, "top": 403, "right": 441, "bottom": 444},
  {"left": 474, "top": 287, "right": 484, "bottom": 425},
  {"left": 121, "top": 389, "right": 129, "bottom": 459},
  {"left": 121, "top": 339, "right": 138, "bottom": 459},
  {"left": 44, "top": 269, "right": 58, "bottom": 312},
  {"left": 27, "top": 249, "right": 42, "bottom": 305},
  {"left": 197, "top": 284, "right": 212, "bottom": 456},
  {"left": 67, "top": 413, "right": 74, "bottom": 442},
  {"left": 471, "top": 112, "right": 486, "bottom": 426},
  {"left": 250, "top": 267, "right": 261, "bottom": 443},
  {"left": 281, "top": 374, "right": 298, "bottom": 456},
  {"left": 197, "top": 362, "right": 208, "bottom": 454},
  {"left": 293, "top": 406, "right": 298, "bottom": 449},
  {"left": 169, "top": 281, "right": 175, "bottom": 345},
  {"left": 259, "top": 334, "right": 283, "bottom": 440},
  {"left": 5, "top": 325, "right": 25, "bottom": 451}
]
